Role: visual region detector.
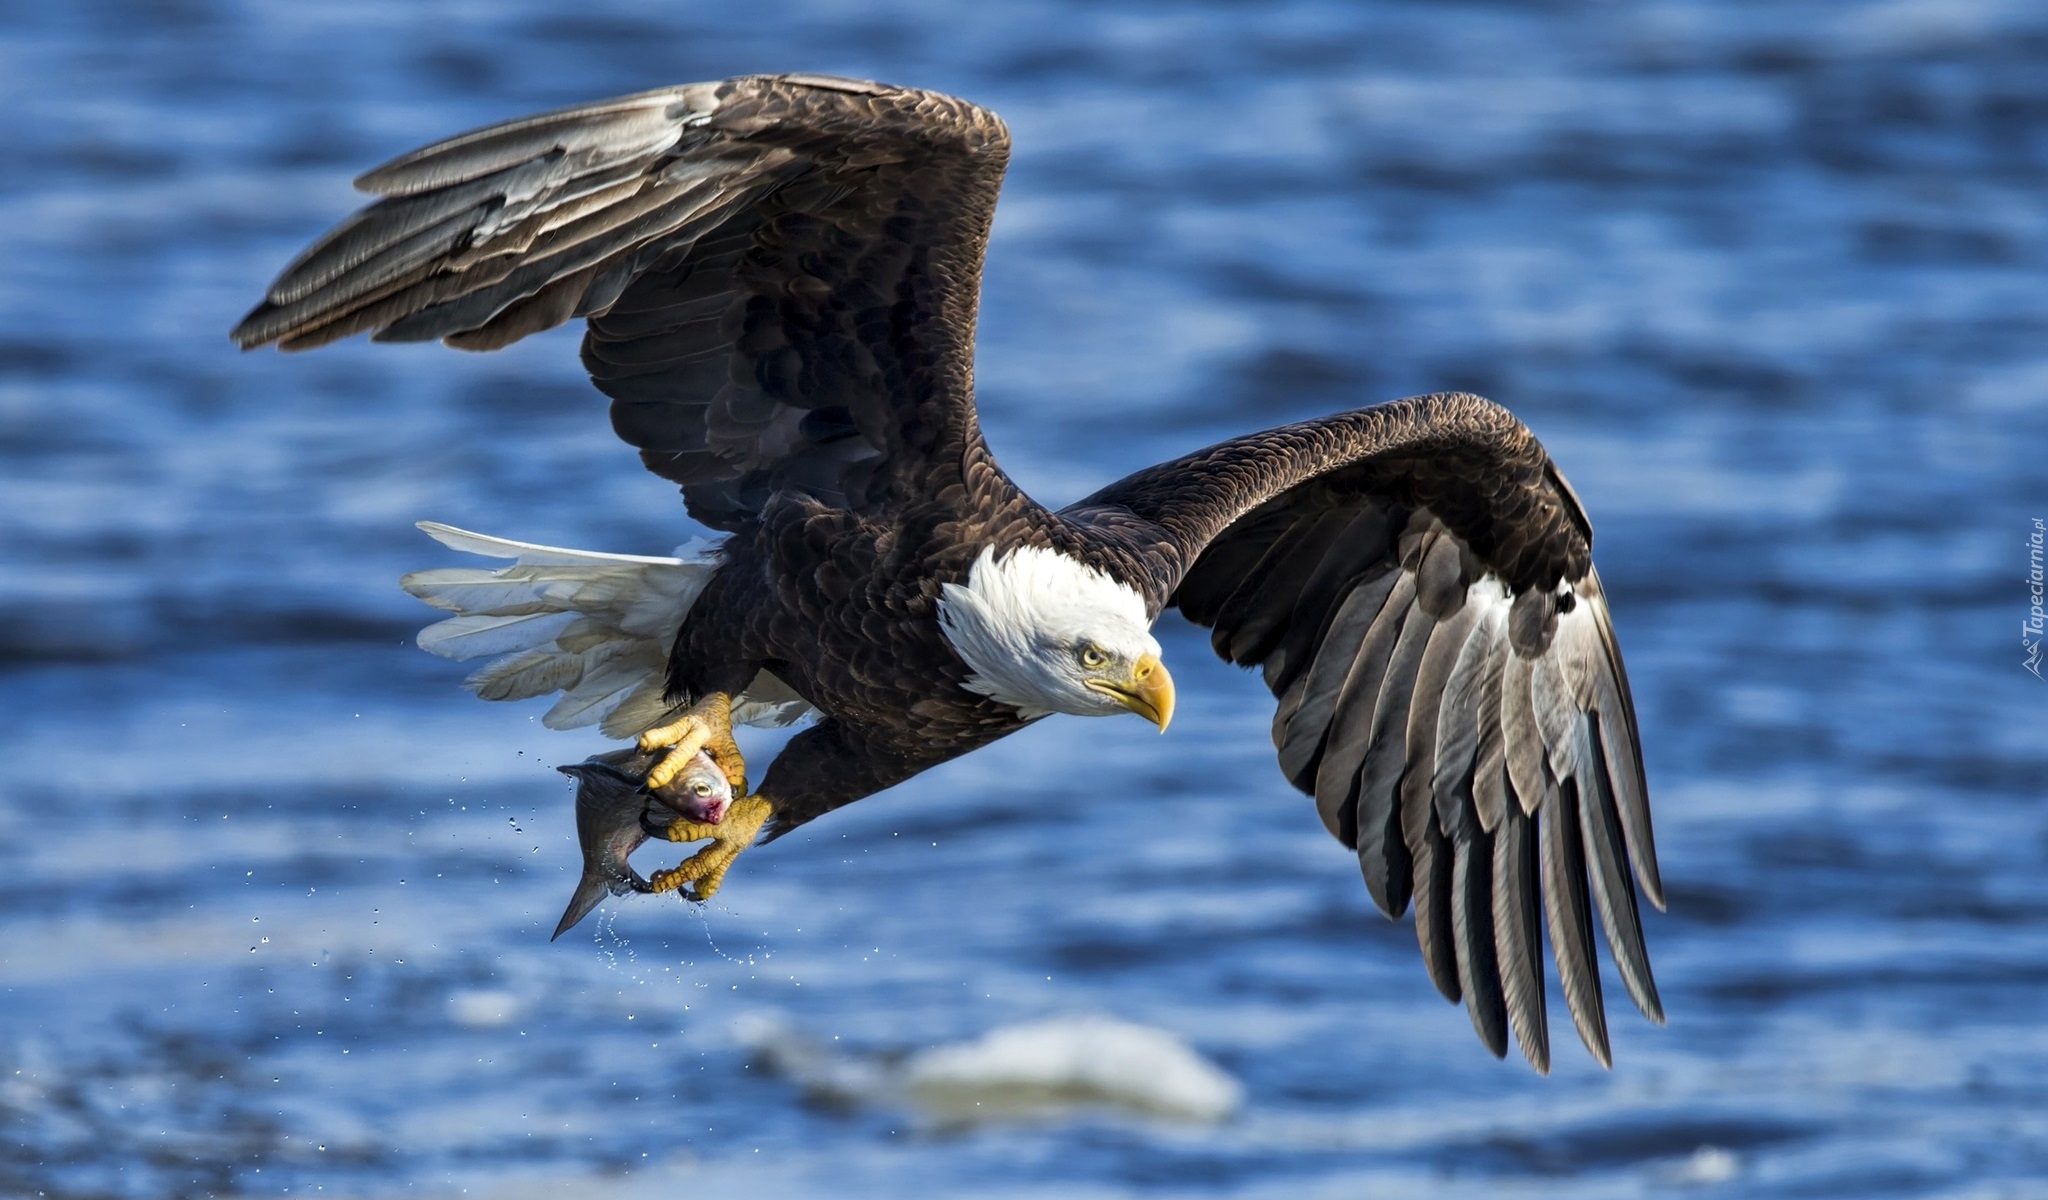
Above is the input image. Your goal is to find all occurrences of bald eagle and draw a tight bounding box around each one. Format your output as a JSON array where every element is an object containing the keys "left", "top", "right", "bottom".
[{"left": 234, "top": 74, "right": 1662, "bottom": 1072}]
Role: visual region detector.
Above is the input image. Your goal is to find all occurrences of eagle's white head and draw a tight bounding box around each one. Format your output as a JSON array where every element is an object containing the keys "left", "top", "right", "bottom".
[{"left": 936, "top": 545, "right": 1175, "bottom": 727}]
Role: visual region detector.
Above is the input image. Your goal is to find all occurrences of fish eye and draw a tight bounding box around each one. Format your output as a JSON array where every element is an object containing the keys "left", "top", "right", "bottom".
[
  {"left": 1078, "top": 644, "right": 1109, "bottom": 669},
  {"left": 690, "top": 780, "right": 713, "bottom": 796}
]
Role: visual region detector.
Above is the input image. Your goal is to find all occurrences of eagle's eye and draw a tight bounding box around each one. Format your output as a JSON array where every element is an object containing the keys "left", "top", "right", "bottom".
[{"left": 1078, "top": 644, "right": 1109, "bottom": 669}]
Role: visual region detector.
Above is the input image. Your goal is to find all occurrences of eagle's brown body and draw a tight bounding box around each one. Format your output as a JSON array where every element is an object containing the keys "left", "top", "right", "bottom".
[
  {"left": 675, "top": 488, "right": 1044, "bottom": 832},
  {"left": 236, "top": 74, "right": 1662, "bottom": 1073}
]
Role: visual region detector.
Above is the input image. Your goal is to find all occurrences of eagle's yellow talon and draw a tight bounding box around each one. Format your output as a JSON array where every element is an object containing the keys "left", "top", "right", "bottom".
[
  {"left": 638, "top": 697, "right": 709, "bottom": 751},
  {"left": 644, "top": 865, "right": 685, "bottom": 895},
  {"left": 645, "top": 741, "right": 707, "bottom": 791},
  {"left": 662, "top": 815, "right": 720, "bottom": 844},
  {"left": 639, "top": 693, "right": 745, "bottom": 793},
  {"left": 684, "top": 856, "right": 738, "bottom": 901},
  {"left": 644, "top": 794, "right": 771, "bottom": 902}
]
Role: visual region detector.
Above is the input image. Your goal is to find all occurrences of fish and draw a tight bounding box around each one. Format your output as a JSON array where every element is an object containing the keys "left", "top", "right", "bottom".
[{"left": 551, "top": 746, "right": 734, "bottom": 940}]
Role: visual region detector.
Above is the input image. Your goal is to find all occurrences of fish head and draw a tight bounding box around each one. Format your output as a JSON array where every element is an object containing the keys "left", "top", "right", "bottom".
[{"left": 647, "top": 749, "right": 734, "bottom": 824}]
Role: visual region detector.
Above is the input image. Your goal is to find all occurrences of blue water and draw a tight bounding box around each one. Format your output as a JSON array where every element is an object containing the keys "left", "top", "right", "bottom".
[{"left": 4, "top": 1, "right": 2047, "bottom": 1195}]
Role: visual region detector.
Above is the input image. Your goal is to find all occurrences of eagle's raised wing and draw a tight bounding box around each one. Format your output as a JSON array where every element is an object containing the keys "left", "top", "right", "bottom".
[
  {"left": 1066, "top": 392, "right": 1662, "bottom": 1072},
  {"left": 233, "top": 74, "right": 1011, "bottom": 532}
]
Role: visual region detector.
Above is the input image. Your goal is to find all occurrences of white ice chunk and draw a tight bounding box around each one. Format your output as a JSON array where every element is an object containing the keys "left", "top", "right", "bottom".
[
  {"left": 731, "top": 1011, "right": 1242, "bottom": 1125},
  {"left": 901, "top": 1014, "right": 1242, "bottom": 1124}
]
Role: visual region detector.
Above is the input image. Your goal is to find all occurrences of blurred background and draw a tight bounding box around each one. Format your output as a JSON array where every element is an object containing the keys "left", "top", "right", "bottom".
[{"left": 4, "top": 0, "right": 2046, "bottom": 1196}]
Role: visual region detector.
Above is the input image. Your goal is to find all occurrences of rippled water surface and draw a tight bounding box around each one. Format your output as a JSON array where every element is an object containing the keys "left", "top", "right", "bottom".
[{"left": 5, "top": 1, "right": 2047, "bottom": 1196}]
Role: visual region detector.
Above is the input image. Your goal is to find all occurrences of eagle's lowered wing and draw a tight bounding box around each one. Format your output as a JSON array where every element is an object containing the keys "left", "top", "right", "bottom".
[
  {"left": 234, "top": 74, "right": 1012, "bottom": 533},
  {"left": 1067, "top": 392, "right": 1663, "bottom": 1073}
]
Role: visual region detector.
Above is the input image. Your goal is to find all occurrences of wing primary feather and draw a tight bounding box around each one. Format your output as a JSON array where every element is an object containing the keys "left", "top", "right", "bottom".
[
  {"left": 1541, "top": 777, "right": 1611, "bottom": 1068},
  {"left": 1586, "top": 575, "right": 1663, "bottom": 909},
  {"left": 236, "top": 206, "right": 492, "bottom": 347},
  {"left": 1473, "top": 738, "right": 1510, "bottom": 836},
  {"left": 1575, "top": 716, "right": 1665, "bottom": 1023},
  {"left": 373, "top": 181, "right": 741, "bottom": 344},
  {"left": 1428, "top": 610, "right": 1488, "bottom": 795},
  {"left": 1352, "top": 601, "right": 1433, "bottom": 916},
  {"left": 1281, "top": 567, "right": 1400, "bottom": 800},
  {"left": 1433, "top": 591, "right": 1505, "bottom": 828},
  {"left": 444, "top": 262, "right": 605, "bottom": 351},
  {"left": 1452, "top": 830, "right": 1509, "bottom": 1058},
  {"left": 1312, "top": 566, "right": 1411, "bottom": 845},
  {"left": 1409, "top": 598, "right": 1482, "bottom": 837},
  {"left": 267, "top": 145, "right": 657, "bottom": 309},
  {"left": 1269, "top": 561, "right": 1400, "bottom": 765},
  {"left": 267, "top": 179, "right": 519, "bottom": 306},
  {"left": 353, "top": 86, "right": 709, "bottom": 196},
  {"left": 1501, "top": 652, "right": 1551, "bottom": 818},
  {"left": 1493, "top": 795, "right": 1549, "bottom": 1073},
  {"left": 1406, "top": 779, "right": 1460, "bottom": 1002},
  {"left": 1595, "top": 672, "right": 1662, "bottom": 909},
  {"left": 1468, "top": 606, "right": 1513, "bottom": 833}
]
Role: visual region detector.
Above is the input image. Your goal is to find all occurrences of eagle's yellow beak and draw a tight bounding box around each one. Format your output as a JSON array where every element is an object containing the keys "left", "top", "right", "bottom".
[{"left": 1090, "top": 652, "right": 1175, "bottom": 732}]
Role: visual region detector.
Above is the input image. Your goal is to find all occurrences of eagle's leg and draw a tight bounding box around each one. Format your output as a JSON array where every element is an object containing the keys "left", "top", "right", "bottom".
[
  {"left": 644, "top": 794, "right": 773, "bottom": 901},
  {"left": 639, "top": 693, "right": 745, "bottom": 795}
]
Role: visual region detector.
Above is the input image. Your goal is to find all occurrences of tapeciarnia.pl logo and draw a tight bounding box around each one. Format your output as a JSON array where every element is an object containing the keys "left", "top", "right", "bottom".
[{"left": 2027, "top": 518, "right": 2045, "bottom": 679}]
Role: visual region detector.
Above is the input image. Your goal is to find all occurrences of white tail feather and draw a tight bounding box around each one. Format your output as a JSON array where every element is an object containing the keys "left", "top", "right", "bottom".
[
  {"left": 467, "top": 647, "right": 592, "bottom": 702},
  {"left": 416, "top": 521, "right": 685, "bottom": 566},
  {"left": 415, "top": 611, "right": 579, "bottom": 661},
  {"left": 401, "top": 521, "right": 812, "bottom": 738}
]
